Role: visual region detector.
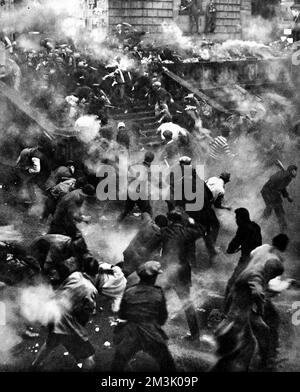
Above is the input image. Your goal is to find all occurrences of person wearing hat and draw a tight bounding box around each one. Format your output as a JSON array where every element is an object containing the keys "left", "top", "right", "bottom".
[
  {"left": 261, "top": 165, "right": 297, "bottom": 232},
  {"left": 152, "top": 81, "right": 174, "bottom": 107},
  {"left": 160, "top": 209, "right": 204, "bottom": 341},
  {"left": 204, "top": 172, "right": 231, "bottom": 262},
  {"left": 166, "top": 156, "right": 193, "bottom": 212},
  {"left": 48, "top": 184, "right": 95, "bottom": 239},
  {"left": 45, "top": 161, "right": 76, "bottom": 192},
  {"left": 116, "top": 121, "right": 130, "bottom": 150},
  {"left": 111, "top": 261, "right": 176, "bottom": 372},
  {"left": 42, "top": 162, "right": 77, "bottom": 222},
  {"left": 224, "top": 208, "right": 262, "bottom": 305}
]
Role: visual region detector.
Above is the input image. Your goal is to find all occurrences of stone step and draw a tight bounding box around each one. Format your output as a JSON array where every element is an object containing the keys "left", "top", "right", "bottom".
[
  {"left": 112, "top": 111, "right": 155, "bottom": 120},
  {"left": 143, "top": 129, "right": 158, "bottom": 137},
  {"left": 140, "top": 135, "right": 161, "bottom": 143}
]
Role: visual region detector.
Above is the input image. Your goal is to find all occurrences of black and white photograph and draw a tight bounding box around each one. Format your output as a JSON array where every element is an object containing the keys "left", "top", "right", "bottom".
[{"left": 0, "top": 0, "right": 300, "bottom": 378}]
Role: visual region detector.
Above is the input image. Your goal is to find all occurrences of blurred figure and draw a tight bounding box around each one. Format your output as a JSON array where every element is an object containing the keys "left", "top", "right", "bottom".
[
  {"left": 118, "top": 152, "right": 155, "bottom": 222},
  {"left": 161, "top": 210, "right": 204, "bottom": 341},
  {"left": 121, "top": 212, "right": 168, "bottom": 277},
  {"left": 213, "top": 234, "right": 291, "bottom": 372},
  {"left": 32, "top": 257, "right": 99, "bottom": 371},
  {"left": 116, "top": 122, "right": 130, "bottom": 150},
  {"left": 261, "top": 165, "right": 297, "bottom": 232},
  {"left": 48, "top": 184, "right": 95, "bottom": 239},
  {"left": 29, "top": 234, "right": 89, "bottom": 283}
]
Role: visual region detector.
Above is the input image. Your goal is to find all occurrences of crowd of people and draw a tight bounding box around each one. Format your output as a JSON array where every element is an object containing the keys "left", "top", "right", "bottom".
[{"left": 0, "top": 22, "right": 299, "bottom": 373}]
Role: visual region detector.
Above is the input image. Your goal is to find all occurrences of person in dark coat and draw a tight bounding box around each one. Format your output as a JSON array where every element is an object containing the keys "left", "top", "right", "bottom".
[
  {"left": 118, "top": 152, "right": 155, "bottom": 222},
  {"left": 161, "top": 210, "right": 204, "bottom": 340},
  {"left": 42, "top": 161, "right": 77, "bottom": 221},
  {"left": 224, "top": 208, "right": 262, "bottom": 305},
  {"left": 48, "top": 184, "right": 95, "bottom": 239},
  {"left": 29, "top": 234, "right": 89, "bottom": 282},
  {"left": 45, "top": 161, "right": 76, "bottom": 191},
  {"left": 122, "top": 213, "right": 168, "bottom": 277},
  {"left": 111, "top": 261, "right": 176, "bottom": 372},
  {"left": 212, "top": 234, "right": 290, "bottom": 372},
  {"left": 261, "top": 165, "right": 297, "bottom": 232},
  {"left": 205, "top": 0, "right": 217, "bottom": 34},
  {"left": 116, "top": 122, "right": 130, "bottom": 150}
]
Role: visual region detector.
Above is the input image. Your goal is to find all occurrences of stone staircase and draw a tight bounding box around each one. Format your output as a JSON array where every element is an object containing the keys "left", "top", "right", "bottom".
[{"left": 111, "top": 104, "right": 162, "bottom": 148}]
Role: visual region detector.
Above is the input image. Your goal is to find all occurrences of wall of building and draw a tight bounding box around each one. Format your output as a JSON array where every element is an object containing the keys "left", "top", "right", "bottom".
[
  {"left": 108, "top": 0, "right": 253, "bottom": 40},
  {"left": 108, "top": 0, "right": 180, "bottom": 34}
]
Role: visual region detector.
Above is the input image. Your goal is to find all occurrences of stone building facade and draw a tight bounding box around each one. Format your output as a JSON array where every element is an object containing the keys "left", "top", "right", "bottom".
[{"left": 84, "top": 0, "right": 253, "bottom": 40}]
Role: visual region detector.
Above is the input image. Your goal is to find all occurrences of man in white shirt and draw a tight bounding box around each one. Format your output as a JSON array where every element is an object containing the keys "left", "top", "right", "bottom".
[
  {"left": 157, "top": 122, "right": 188, "bottom": 143},
  {"left": 205, "top": 172, "right": 231, "bottom": 262}
]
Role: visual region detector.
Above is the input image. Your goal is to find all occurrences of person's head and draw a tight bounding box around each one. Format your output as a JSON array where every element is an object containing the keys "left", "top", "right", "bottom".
[
  {"left": 154, "top": 214, "right": 168, "bottom": 228},
  {"left": 264, "top": 259, "right": 284, "bottom": 281},
  {"left": 162, "top": 130, "right": 173, "bottom": 142},
  {"left": 272, "top": 234, "right": 289, "bottom": 252},
  {"left": 66, "top": 160, "right": 75, "bottom": 174},
  {"left": 143, "top": 151, "right": 155, "bottom": 166},
  {"left": 118, "top": 122, "right": 126, "bottom": 131},
  {"left": 287, "top": 165, "right": 298, "bottom": 178},
  {"left": 184, "top": 93, "right": 194, "bottom": 102},
  {"left": 167, "top": 209, "right": 183, "bottom": 224},
  {"left": 221, "top": 127, "right": 230, "bottom": 138},
  {"left": 81, "top": 184, "right": 96, "bottom": 198},
  {"left": 83, "top": 255, "right": 99, "bottom": 278},
  {"left": 137, "top": 261, "right": 163, "bottom": 285},
  {"left": 75, "top": 176, "right": 88, "bottom": 189},
  {"left": 235, "top": 208, "right": 250, "bottom": 226},
  {"left": 153, "top": 81, "right": 161, "bottom": 90},
  {"left": 179, "top": 156, "right": 192, "bottom": 166},
  {"left": 71, "top": 236, "right": 88, "bottom": 255},
  {"left": 220, "top": 172, "right": 231, "bottom": 184}
]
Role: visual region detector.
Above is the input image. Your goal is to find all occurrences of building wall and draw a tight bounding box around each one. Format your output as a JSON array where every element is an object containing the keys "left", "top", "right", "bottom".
[
  {"left": 109, "top": 0, "right": 179, "bottom": 34},
  {"left": 0, "top": 0, "right": 14, "bottom": 11},
  {"left": 108, "top": 0, "right": 253, "bottom": 39}
]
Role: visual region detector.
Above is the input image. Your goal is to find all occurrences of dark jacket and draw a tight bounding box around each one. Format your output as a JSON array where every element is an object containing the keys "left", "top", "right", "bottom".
[
  {"left": 123, "top": 213, "right": 162, "bottom": 276},
  {"left": 261, "top": 170, "right": 294, "bottom": 205},
  {"left": 227, "top": 221, "right": 262, "bottom": 257},
  {"left": 49, "top": 189, "right": 86, "bottom": 239},
  {"left": 161, "top": 222, "right": 203, "bottom": 285},
  {"left": 45, "top": 166, "right": 75, "bottom": 191},
  {"left": 30, "top": 234, "right": 73, "bottom": 272},
  {"left": 113, "top": 282, "right": 175, "bottom": 372},
  {"left": 230, "top": 245, "right": 284, "bottom": 316},
  {"left": 116, "top": 129, "right": 130, "bottom": 150},
  {"left": 119, "top": 283, "right": 168, "bottom": 325}
]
